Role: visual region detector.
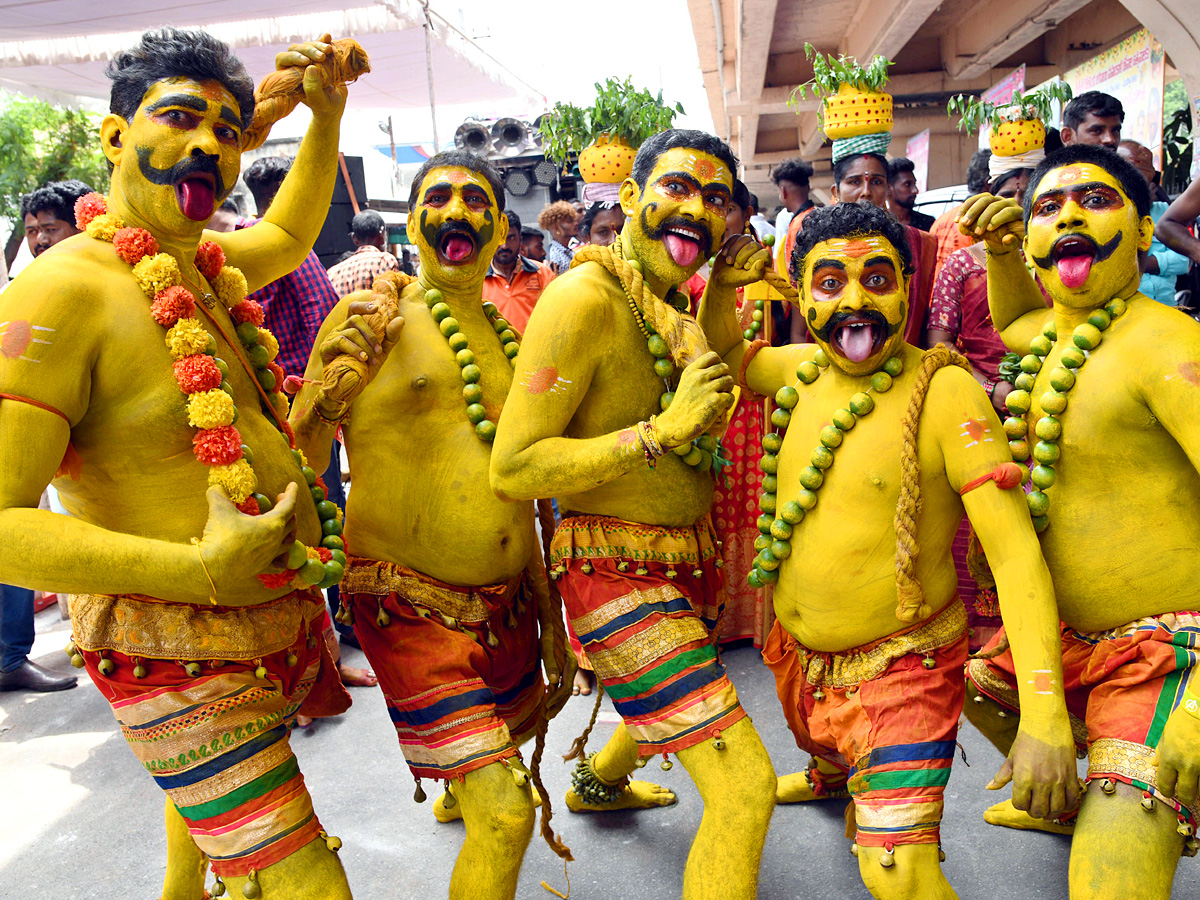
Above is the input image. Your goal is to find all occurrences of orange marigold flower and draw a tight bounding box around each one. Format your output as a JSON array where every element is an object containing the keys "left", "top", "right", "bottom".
[
  {"left": 174, "top": 354, "right": 223, "bottom": 394},
  {"left": 281, "top": 421, "right": 296, "bottom": 444},
  {"left": 230, "top": 300, "right": 265, "bottom": 327},
  {"left": 74, "top": 193, "right": 107, "bottom": 228},
  {"left": 192, "top": 425, "right": 244, "bottom": 465},
  {"left": 268, "top": 362, "right": 286, "bottom": 387},
  {"left": 257, "top": 571, "right": 294, "bottom": 589},
  {"left": 195, "top": 241, "right": 226, "bottom": 281},
  {"left": 236, "top": 495, "right": 261, "bottom": 516},
  {"left": 316, "top": 547, "right": 333, "bottom": 563},
  {"left": 150, "top": 286, "right": 196, "bottom": 327},
  {"left": 112, "top": 227, "right": 159, "bottom": 265}
]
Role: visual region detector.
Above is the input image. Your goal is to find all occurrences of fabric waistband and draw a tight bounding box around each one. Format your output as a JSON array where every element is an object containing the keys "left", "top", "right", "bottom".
[
  {"left": 783, "top": 599, "right": 966, "bottom": 689},
  {"left": 1067, "top": 610, "right": 1200, "bottom": 645},
  {"left": 341, "top": 557, "right": 522, "bottom": 625},
  {"left": 550, "top": 514, "right": 718, "bottom": 569},
  {"left": 70, "top": 590, "right": 324, "bottom": 661}
]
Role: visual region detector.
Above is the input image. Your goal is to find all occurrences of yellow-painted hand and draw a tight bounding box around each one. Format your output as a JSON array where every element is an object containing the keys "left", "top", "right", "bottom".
[
  {"left": 197, "top": 482, "right": 301, "bottom": 603},
  {"left": 542, "top": 641, "right": 576, "bottom": 720},
  {"left": 655, "top": 351, "right": 735, "bottom": 448},
  {"left": 1155, "top": 702, "right": 1200, "bottom": 810},
  {"left": 987, "top": 723, "right": 1081, "bottom": 821},
  {"left": 958, "top": 192, "right": 1025, "bottom": 256},
  {"left": 275, "top": 34, "right": 346, "bottom": 120},
  {"left": 317, "top": 298, "right": 404, "bottom": 410},
  {"left": 710, "top": 233, "right": 772, "bottom": 290}
]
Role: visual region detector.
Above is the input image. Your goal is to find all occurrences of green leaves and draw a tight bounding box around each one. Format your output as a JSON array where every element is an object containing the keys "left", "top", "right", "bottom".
[
  {"left": 789, "top": 44, "right": 892, "bottom": 121},
  {"left": 538, "top": 77, "right": 685, "bottom": 166},
  {"left": 947, "top": 81, "right": 1074, "bottom": 134},
  {"left": 0, "top": 94, "right": 106, "bottom": 234}
]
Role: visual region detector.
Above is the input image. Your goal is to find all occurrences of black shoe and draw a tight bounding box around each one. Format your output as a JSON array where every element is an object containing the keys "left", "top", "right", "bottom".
[{"left": 0, "top": 659, "right": 78, "bottom": 692}]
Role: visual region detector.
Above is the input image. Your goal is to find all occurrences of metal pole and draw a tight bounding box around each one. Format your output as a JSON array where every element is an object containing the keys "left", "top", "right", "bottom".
[{"left": 420, "top": 0, "right": 439, "bottom": 150}]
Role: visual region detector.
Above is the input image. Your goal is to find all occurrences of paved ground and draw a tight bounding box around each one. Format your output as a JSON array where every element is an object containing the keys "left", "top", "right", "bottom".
[{"left": 2, "top": 603, "right": 1197, "bottom": 899}]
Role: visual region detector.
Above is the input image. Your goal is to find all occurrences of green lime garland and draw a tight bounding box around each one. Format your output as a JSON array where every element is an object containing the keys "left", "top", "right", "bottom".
[
  {"left": 747, "top": 349, "right": 905, "bottom": 588},
  {"left": 1003, "top": 296, "right": 1127, "bottom": 532},
  {"left": 422, "top": 287, "right": 520, "bottom": 443}
]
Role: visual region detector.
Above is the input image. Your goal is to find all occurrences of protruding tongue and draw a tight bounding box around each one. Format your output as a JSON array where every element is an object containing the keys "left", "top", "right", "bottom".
[
  {"left": 1057, "top": 254, "right": 1093, "bottom": 289},
  {"left": 837, "top": 324, "right": 876, "bottom": 362},
  {"left": 664, "top": 232, "right": 700, "bottom": 268},
  {"left": 443, "top": 235, "right": 473, "bottom": 262},
  {"left": 178, "top": 178, "right": 215, "bottom": 222}
]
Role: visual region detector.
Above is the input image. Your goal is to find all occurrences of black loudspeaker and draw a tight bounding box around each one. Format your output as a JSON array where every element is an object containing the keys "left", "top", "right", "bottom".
[{"left": 314, "top": 156, "right": 367, "bottom": 268}]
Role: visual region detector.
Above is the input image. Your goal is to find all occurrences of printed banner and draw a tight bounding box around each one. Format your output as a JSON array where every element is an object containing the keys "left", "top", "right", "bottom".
[
  {"left": 905, "top": 129, "right": 930, "bottom": 194},
  {"left": 979, "top": 65, "right": 1026, "bottom": 150}
]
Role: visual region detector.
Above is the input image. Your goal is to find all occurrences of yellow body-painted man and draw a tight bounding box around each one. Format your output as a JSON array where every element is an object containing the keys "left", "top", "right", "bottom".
[
  {"left": 491, "top": 129, "right": 778, "bottom": 900},
  {"left": 289, "top": 151, "right": 573, "bottom": 900},
  {"left": 0, "top": 28, "right": 354, "bottom": 900},
  {"left": 699, "top": 200, "right": 1079, "bottom": 900},
  {"left": 960, "top": 142, "right": 1200, "bottom": 898}
]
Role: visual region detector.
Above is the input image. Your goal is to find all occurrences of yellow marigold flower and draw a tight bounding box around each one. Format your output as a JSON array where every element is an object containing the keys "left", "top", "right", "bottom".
[
  {"left": 212, "top": 266, "right": 249, "bottom": 309},
  {"left": 305, "top": 546, "right": 322, "bottom": 562},
  {"left": 208, "top": 459, "right": 257, "bottom": 503},
  {"left": 293, "top": 447, "right": 308, "bottom": 469},
  {"left": 334, "top": 505, "right": 344, "bottom": 525},
  {"left": 258, "top": 328, "right": 280, "bottom": 362},
  {"left": 187, "top": 389, "right": 235, "bottom": 429},
  {"left": 85, "top": 212, "right": 123, "bottom": 242},
  {"left": 166, "top": 317, "right": 212, "bottom": 360},
  {"left": 270, "top": 391, "right": 290, "bottom": 421},
  {"left": 132, "top": 252, "right": 182, "bottom": 298}
]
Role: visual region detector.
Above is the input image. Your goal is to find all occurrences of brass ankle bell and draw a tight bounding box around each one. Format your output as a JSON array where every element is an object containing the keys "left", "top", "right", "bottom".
[
  {"left": 241, "top": 869, "right": 261, "bottom": 898},
  {"left": 879, "top": 849, "right": 895, "bottom": 868},
  {"left": 1142, "top": 794, "right": 1156, "bottom": 812},
  {"left": 414, "top": 780, "right": 427, "bottom": 803},
  {"left": 133, "top": 663, "right": 148, "bottom": 679},
  {"left": 660, "top": 757, "right": 673, "bottom": 771},
  {"left": 211, "top": 877, "right": 227, "bottom": 897},
  {"left": 636, "top": 565, "right": 648, "bottom": 576},
  {"left": 850, "top": 843, "right": 859, "bottom": 857},
  {"left": 376, "top": 607, "right": 391, "bottom": 628},
  {"left": 1101, "top": 779, "right": 1116, "bottom": 794},
  {"left": 183, "top": 661, "right": 201, "bottom": 677},
  {"left": 617, "top": 561, "right": 630, "bottom": 572},
  {"left": 98, "top": 657, "right": 115, "bottom": 676},
  {"left": 921, "top": 654, "right": 936, "bottom": 670}
]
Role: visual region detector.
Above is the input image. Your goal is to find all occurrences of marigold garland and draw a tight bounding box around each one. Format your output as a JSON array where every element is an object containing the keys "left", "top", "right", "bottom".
[{"left": 74, "top": 191, "right": 346, "bottom": 595}]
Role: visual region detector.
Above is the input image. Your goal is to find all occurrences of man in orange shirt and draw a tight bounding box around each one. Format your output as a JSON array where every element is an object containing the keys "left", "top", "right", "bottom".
[
  {"left": 482, "top": 209, "right": 555, "bottom": 333},
  {"left": 930, "top": 148, "right": 991, "bottom": 279}
]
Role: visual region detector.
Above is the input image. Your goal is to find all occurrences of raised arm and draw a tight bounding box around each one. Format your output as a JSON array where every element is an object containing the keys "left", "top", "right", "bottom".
[
  {"left": 211, "top": 37, "right": 347, "bottom": 292},
  {"left": 957, "top": 194, "right": 1051, "bottom": 354},
  {"left": 490, "top": 270, "right": 733, "bottom": 501},
  {"left": 933, "top": 366, "right": 1078, "bottom": 819},
  {"left": 1155, "top": 176, "right": 1200, "bottom": 265},
  {"left": 696, "top": 233, "right": 772, "bottom": 358}
]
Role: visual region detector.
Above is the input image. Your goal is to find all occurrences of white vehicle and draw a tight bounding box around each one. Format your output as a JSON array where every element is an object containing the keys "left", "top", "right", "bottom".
[{"left": 912, "top": 183, "right": 973, "bottom": 221}]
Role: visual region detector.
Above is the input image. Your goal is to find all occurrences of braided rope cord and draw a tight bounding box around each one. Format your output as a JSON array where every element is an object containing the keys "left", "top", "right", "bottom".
[{"left": 893, "top": 346, "right": 971, "bottom": 623}]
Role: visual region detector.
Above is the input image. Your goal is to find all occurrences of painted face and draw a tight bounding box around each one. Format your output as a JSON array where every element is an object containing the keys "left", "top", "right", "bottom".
[
  {"left": 586, "top": 207, "right": 624, "bottom": 246},
  {"left": 799, "top": 236, "right": 909, "bottom": 376},
  {"left": 406, "top": 165, "right": 504, "bottom": 288},
  {"left": 620, "top": 146, "right": 732, "bottom": 284},
  {"left": 1024, "top": 162, "right": 1153, "bottom": 307},
  {"left": 24, "top": 211, "right": 78, "bottom": 257},
  {"left": 108, "top": 79, "right": 242, "bottom": 235},
  {"left": 832, "top": 156, "right": 889, "bottom": 208}
]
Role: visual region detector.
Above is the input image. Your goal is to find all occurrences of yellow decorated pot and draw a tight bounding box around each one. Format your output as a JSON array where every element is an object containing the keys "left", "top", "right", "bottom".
[
  {"left": 578, "top": 133, "right": 636, "bottom": 184},
  {"left": 989, "top": 119, "right": 1046, "bottom": 157},
  {"left": 822, "top": 83, "right": 893, "bottom": 140}
]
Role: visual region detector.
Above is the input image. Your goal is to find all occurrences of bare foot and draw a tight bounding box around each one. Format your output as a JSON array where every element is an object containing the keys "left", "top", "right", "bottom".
[
  {"left": 566, "top": 780, "right": 677, "bottom": 813},
  {"left": 776, "top": 770, "right": 848, "bottom": 804},
  {"left": 983, "top": 799, "right": 1075, "bottom": 834},
  {"left": 433, "top": 786, "right": 542, "bottom": 823},
  {"left": 573, "top": 668, "right": 594, "bottom": 696},
  {"left": 294, "top": 714, "right": 313, "bottom": 729},
  {"left": 338, "top": 664, "right": 378, "bottom": 687}
]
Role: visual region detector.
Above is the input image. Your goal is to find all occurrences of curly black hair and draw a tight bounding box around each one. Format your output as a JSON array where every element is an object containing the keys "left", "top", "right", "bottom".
[
  {"left": 407, "top": 151, "right": 504, "bottom": 209},
  {"left": 630, "top": 129, "right": 738, "bottom": 189},
  {"left": 789, "top": 201, "right": 913, "bottom": 287},
  {"left": 106, "top": 28, "right": 254, "bottom": 130},
  {"left": 1023, "top": 143, "right": 1150, "bottom": 225},
  {"left": 19, "top": 179, "right": 95, "bottom": 225},
  {"left": 771, "top": 157, "right": 814, "bottom": 188}
]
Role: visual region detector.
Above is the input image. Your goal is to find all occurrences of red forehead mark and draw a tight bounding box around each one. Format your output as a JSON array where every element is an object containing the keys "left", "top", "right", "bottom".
[
  {"left": 1032, "top": 672, "right": 1056, "bottom": 693},
  {"left": 1179, "top": 361, "right": 1200, "bottom": 386},
  {"left": 694, "top": 159, "right": 716, "bottom": 181},
  {"left": 842, "top": 240, "right": 874, "bottom": 259},
  {"left": 1055, "top": 166, "right": 1088, "bottom": 184},
  {"left": 527, "top": 366, "right": 559, "bottom": 394},
  {"left": 1, "top": 320, "right": 32, "bottom": 358},
  {"left": 963, "top": 418, "right": 988, "bottom": 441},
  {"left": 198, "top": 82, "right": 226, "bottom": 102},
  {"left": 446, "top": 170, "right": 470, "bottom": 184}
]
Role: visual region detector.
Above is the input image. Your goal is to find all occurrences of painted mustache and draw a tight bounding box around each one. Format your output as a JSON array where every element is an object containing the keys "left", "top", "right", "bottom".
[
  {"left": 640, "top": 208, "right": 714, "bottom": 258},
  {"left": 418, "top": 210, "right": 496, "bottom": 261},
  {"left": 1030, "top": 232, "right": 1122, "bottom": 270},
  {"left": 136, "top": 148, "right": 226, "bottom": 198}
]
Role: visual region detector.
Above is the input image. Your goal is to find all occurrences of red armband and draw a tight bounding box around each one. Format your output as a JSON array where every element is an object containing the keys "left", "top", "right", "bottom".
[
  {"left": 737, "top": 340, "right": 770, "bottom": 390},
  {"left": 958, "top": 462, "right": 1024, "bottom": 496},
  {"left": 0, "top": 392, "right": 70, "bottom": 424}
]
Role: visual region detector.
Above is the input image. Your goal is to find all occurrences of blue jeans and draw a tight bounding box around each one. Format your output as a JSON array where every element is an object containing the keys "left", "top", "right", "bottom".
[
  {"left": 0, "top": 583, "right": 35, "bottom": 673},
  {"left": 322, "top": 442, "right": 350, "bottom": 639}
]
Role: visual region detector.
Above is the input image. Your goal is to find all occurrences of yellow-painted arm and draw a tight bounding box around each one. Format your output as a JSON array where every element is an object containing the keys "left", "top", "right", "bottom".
[{"left": 933, "top": 365, "right": 1077, "bottom": 817}]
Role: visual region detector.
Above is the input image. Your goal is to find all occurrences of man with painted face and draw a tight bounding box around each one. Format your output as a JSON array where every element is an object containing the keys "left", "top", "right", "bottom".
[
  {"left": 699, "top": 200, "right": 1078, "bottom": 900},
  {"left": 491, "top": 129, "right": 778, "bottom": 900},
  {"left": 959, "top": 143, "right": 1200, "bottom": 898},
  {"left": 829, "top": 152, "right": 939, "bottom": 347},
  {"left": 0, "top": 27, "right": 356, "bottom": 900},
  {"left": 289, "top": 150, "right": 573, "bottom": 900}
]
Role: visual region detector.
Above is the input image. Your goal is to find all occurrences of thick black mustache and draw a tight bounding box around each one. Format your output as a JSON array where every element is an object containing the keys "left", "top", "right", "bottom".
[
  {"left": 809, "top": 307, "right": 894, "bottom": 343},
  {"left": 1030, "top": 232, "right": 1122, "bottom": 270},
  {"left": 640, "top": 206, "right": 713, "bottom": 259},
  {"left": 136, "top": 148, "right": 226, "bottom": 198}
]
